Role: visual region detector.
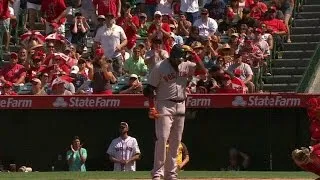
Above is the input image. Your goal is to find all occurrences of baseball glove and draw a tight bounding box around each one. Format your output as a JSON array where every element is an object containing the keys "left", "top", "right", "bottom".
[
  {"left": 292, "top": 147, "right": 311, "bottom": 164},
  {"left": 149, "top": 108, "right": 159, "bottom": 119}
]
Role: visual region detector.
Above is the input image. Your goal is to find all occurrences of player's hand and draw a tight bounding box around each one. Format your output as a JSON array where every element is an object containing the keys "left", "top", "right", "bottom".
[
  {"left": 148, "top": 107, "right": 159, "bottom": 119},
  {"left": 70, "top": 144, "right": 76, "bottom": 153},
  {"left": 120, "top": 159, "right": 126, "bottom": 165}
]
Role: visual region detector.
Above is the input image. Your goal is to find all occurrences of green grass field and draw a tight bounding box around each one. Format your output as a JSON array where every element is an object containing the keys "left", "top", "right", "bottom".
[{"left": 0, "top": 171, "right": 317, "bottom": 180}]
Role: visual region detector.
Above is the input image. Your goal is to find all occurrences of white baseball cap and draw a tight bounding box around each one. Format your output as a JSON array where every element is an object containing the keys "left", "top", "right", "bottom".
[
  {"left": 70, "top": 65, "right": 79, "bottom": 74},
  {"left": 130, "top": 74, "right": 139, "bottom": 79},
  {"left": 154, "top": 11, "right": 162, "bottom": 16},
  {"left": 31, "top": 78, "right": 42, "bottom": 85}
]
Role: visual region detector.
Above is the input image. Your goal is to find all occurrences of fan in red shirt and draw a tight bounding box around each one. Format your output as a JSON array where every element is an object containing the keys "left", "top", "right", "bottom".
[
  {"left": 0, "top": 53, "right": 27, "bottom": 85},
  {"left": 262, "top": 7, "right": 287, "bottom": 35},
  {"left": 292, "top": 144, "right": 320, "bottom": 176},
  {"left": 0, "top": 0, "right": 9, "bottom": 20},
  {"left": 0, "top": 82, "right": 17, "bottom": 95},
  {"left": 215, "top": 74, "right": 245, "bottom": 93},
  {"left": 148, "top": 11, "right": 171, "bottom": 53},
  {"left": 93, "top": 0, "right": 121, "bottom": 18},
  {"left": 116, "top": 3, "right": 139, "bottom": 50},
  {"left": 41, "top": 0, "right": 67, "bottom": 34},
  {"left": 250, "top": 0, "right": 268, "bottom": 20}
]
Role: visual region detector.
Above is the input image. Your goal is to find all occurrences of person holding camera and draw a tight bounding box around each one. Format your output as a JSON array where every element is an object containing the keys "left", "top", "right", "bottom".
[
  {"left": 119, "top": 74, "right": 143, "bottom": 94},
  {"left": 71, "top": 12, "right": 90, "bottom": 51}
]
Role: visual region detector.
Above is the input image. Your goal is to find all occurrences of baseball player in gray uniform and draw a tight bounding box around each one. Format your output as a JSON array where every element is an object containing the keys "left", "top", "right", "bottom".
[{"left": 143, "top": 44, "right": 206, "bottom": 180}]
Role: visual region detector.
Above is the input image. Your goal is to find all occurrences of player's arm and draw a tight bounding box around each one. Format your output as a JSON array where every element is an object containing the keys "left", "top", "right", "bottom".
[
  {"left": 179, "top": 143, "right": 190, "bottom": 169},
  {"left": 109, "top": 155, "right": 122, "bottom": 163},
  {"left": 128, "top": 153, "right": 141, "bottom": 164},
  {"left": 239, "top": 151, "right": 250, "bottom": 169}
]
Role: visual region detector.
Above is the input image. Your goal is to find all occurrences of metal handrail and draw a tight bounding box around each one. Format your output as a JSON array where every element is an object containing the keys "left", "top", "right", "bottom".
[{"left": 296, "top": 44, "right": 320, "bottom": 92}]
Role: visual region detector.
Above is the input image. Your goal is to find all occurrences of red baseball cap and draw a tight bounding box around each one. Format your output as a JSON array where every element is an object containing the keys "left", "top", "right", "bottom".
[
  {"left": 11, "top": 52, "right": 18, "bottom": 59},
  {"left": 95, "top": 48, "right": 104, "bottom": 57}
]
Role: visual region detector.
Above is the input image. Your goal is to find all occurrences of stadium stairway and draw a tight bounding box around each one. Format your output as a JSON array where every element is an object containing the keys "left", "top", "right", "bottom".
[{"left": 263, "top": 0, "right": 320, "bottom": 92}]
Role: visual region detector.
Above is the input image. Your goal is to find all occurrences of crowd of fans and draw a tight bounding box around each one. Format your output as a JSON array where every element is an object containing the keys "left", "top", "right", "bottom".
[{"left": 0, "top": 0, "right": 294, "bottom": 95}]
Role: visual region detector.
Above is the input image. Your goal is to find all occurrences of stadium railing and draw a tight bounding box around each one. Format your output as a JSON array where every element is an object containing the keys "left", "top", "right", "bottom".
[{"left": 296, "top": 44, "right": 320, "bottom": 93}]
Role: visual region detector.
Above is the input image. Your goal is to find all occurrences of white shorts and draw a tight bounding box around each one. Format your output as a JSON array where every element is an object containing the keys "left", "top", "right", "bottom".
[
  {"left": 27, "top": 2, "right": 41, "bottom": 11},
  {"left": 45, "top": 22, "right": 65, "bottom": 36}
]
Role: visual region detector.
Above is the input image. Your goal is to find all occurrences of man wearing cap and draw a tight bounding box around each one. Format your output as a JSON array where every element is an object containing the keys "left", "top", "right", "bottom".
[
  {"left": 193, "top": 8, "right": 218, "bottom": 38},
  {"left": 148, "top": 11, "right": 171, "bottom": 53},
  {"left": 262, "top": 6, "right": 287, "bottom": 35},
  {"left": 94, "top": 12, "right": 128, "bottom": 77},
  {"left": 237, "top": 8, "right": 260, "bottom": 29},
  {"left": 137, "top": 13, "right": 149, "bottom": 37},
  {"left": 94, "top": 15, "right": 106, "bottom": 37},
  {"left": 30, "top": 78, "right": 47, "bottom": 95},
  {"left": 143, "top": 44, "right": 206, "bottom": 180},
  {"left": 50, "top": 77, "right": 73, "bottom": 95},
  {"left": 107, "top": 122, "right": 141, "bottom": 171},
  {"left": 119, "top": 74, "right": 143, "bottom": 94},
  {"left": 0, "top": 52, "right": 26, "bottom": 86},
  {"left": 40, "top": 0, "right": 67, "bottom": 35}
]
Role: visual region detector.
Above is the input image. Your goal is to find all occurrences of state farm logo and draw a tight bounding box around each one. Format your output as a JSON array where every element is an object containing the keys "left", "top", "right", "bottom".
[
  {"left": 0, "top": 98, "right": 32, "bottom": 108},
  {"left": 186, "top": 96, "right": 211, "bottom": 107},
  {"left": 52, "top": 97, "right": 120, "bottom": 108},
  {"left": 232, "top": 96, "right": 247, "bottom": 107},
  {"left": 232, "top": 96, "right": 301, "bottom": 107}
]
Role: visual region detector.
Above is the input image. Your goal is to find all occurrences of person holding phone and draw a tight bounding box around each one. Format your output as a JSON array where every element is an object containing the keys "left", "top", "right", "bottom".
[{"left": 66, "top": 136, "right": 87, "bottom": 172}]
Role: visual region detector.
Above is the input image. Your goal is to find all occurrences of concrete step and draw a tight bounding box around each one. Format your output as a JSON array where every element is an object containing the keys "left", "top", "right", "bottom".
[
  {"left": 294, "top": 18, "right": 320, "bottom": 27},
  {"left": 291, "top": 34, "right": 320, "bottom": 42},
  {"left": 291, "top": 27, "right": 320, "bottom": 34},
  {"left": 273, "top": 59, "right": 310, "bottom": 67},
  {"left": 297, "top": 12, "right": 320, "bottom": 19},
  {"left": 302, "top": 5, "right": 320, "bottom": 12},
  {"left": 271, "top": 67, "right": 307, "bottom": 75},
  {"left": 264, "top": 75, "right": 303, "bottom": 84},
  {"left": 283, "top": 42, "right": 319, "bottom": 51},
  {"left": 305, "top": 0, "right": 320, "bottom": 5},
  {"left": 263, "top": 83, "right": 298, "bottom": 92},
  {"left": 282, "top": 50, "right": 314, "bottom": 59}
]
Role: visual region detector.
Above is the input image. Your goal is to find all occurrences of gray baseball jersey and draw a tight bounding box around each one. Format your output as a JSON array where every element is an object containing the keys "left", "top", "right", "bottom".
[
  {"left": 147, "top": 59, "right": 196, "bottom": 101},
  {"left": 148, "top": 59, "right": 196, "bottom": 180}
]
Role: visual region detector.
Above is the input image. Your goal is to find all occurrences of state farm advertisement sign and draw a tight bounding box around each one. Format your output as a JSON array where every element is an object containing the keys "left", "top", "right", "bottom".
[
  {"left": 0, "top": 97, "right": 33, "bottom": 108},
  {"left": 231, "top": 95, "right": 303, "bottom": 108},
  {"left": 0, "top": 94, "right": 316, "bottom": 109},
  {"left": 52, "top": 97, "right": 121, "bottom": 108}
]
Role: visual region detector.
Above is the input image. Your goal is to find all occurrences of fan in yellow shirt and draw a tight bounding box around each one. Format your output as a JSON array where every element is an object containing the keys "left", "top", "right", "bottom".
[{"left": 166, "top": 142, "right": 190, "bottom": 171}]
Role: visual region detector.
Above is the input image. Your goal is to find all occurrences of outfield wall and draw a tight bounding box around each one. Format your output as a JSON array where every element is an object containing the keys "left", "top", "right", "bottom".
[{"left": 0, "top": 107, "right": 310, "bottom": 172}]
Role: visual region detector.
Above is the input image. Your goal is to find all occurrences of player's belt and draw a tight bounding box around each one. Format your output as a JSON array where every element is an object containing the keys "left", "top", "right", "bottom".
[{"left": 169, "top": 99, "right": 185, "bottom": 103}]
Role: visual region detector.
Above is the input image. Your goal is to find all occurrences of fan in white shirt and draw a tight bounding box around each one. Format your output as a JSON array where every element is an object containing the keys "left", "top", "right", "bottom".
[
  {"left": 107, "top": 122, "right": 141, "bottom": 171},
  {"left": 193, "top": 8, "right": 218, "bottom": 37}
]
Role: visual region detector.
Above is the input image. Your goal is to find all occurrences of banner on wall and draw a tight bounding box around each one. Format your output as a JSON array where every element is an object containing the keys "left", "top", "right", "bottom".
[{"left": 0, "top": 94, "right": 317, "bottom": 109}]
